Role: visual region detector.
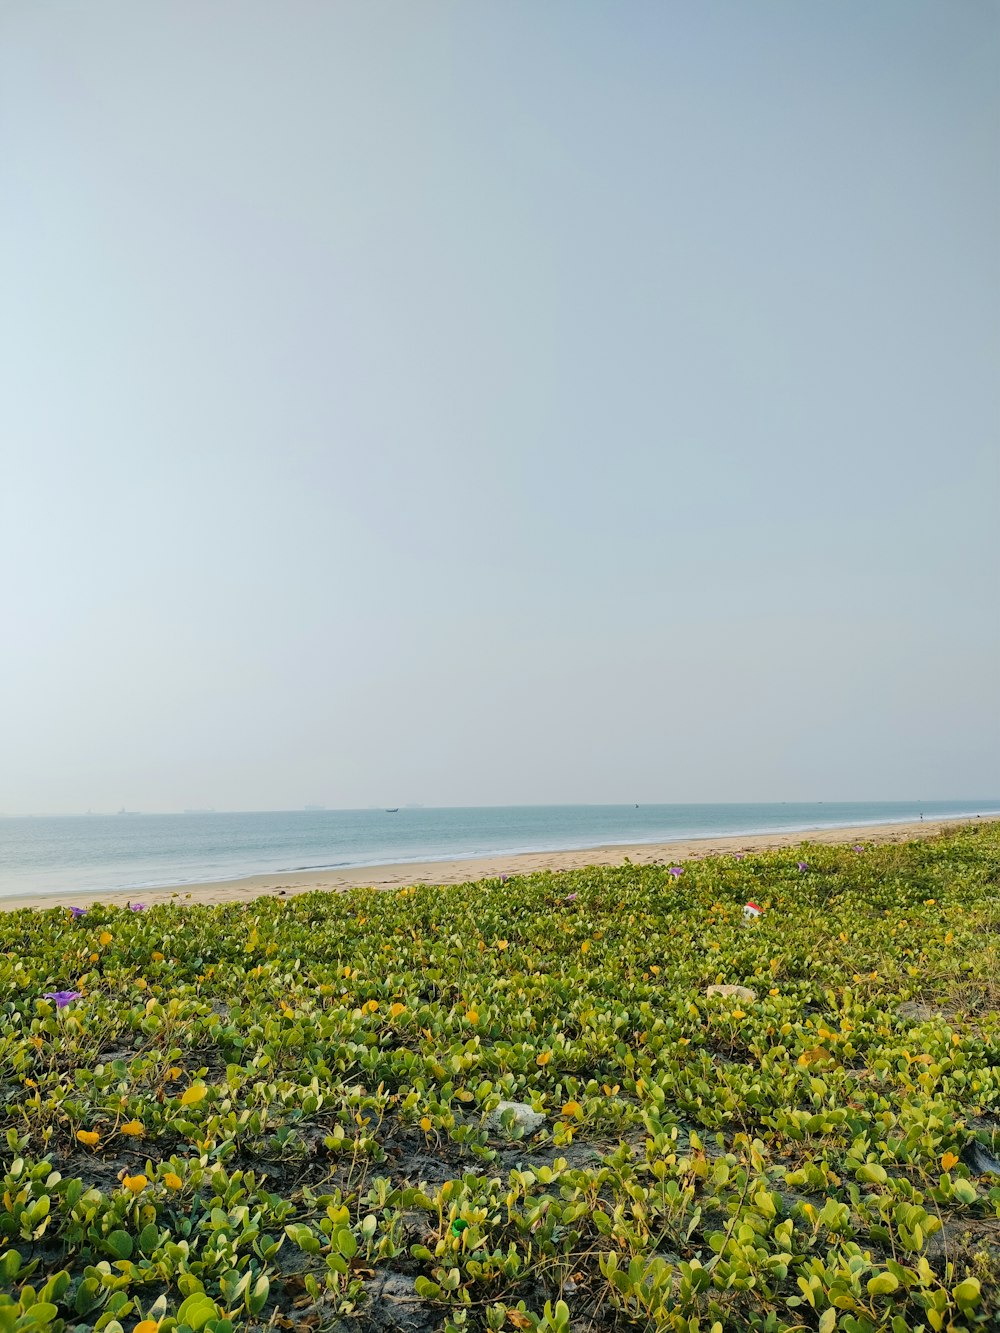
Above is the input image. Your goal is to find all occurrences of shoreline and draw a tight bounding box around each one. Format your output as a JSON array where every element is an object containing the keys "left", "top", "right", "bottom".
[{"left": 3, "top": 813, "right": 996, "bottom": 913}]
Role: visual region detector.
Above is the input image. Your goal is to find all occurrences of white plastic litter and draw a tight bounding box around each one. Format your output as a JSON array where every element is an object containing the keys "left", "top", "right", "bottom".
[
  {"left": 486, "top": 1101, "right": 546, "bottom": 1135},
  {"left": 706, "top": 985, "right": 757, "bottom": 1002}
]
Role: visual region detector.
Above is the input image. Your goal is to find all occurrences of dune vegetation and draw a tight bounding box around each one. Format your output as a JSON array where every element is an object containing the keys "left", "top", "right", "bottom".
[{"left": 1, "top": 824, "right": 999, "bottom": 1332}]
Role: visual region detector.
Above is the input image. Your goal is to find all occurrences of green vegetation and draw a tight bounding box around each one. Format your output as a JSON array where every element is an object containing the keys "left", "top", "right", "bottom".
[{"left": 2, "top": 825, "right": 999, "bottom": 1332}]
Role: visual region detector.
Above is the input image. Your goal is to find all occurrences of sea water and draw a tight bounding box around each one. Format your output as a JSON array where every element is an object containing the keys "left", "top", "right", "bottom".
[{"left": 0, "top": 801, "right": 997, "bottom": 899}]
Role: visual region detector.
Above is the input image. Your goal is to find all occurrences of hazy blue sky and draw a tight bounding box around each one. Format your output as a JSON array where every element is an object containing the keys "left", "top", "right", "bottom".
[{"left": 2, "top": 1, "right": 997, "bottom": 813}]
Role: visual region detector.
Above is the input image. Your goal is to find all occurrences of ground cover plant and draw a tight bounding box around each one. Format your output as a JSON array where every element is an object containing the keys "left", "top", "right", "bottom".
[{"left": 1, "top": 825, "right": 999, "bottom": 1332}]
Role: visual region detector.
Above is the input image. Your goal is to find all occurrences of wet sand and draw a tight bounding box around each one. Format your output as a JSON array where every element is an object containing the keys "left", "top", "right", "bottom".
[{"left": 2, "top": 815, "right": 995, "bottom": 913}]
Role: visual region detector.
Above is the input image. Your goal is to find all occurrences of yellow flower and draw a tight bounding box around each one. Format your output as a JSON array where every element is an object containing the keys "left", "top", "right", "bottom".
[
  {"left": 90, "top": 953, "right": 99, "bottom": 963},
  {"left": 389, "top": 1002, "right": 406, "bottom": 1018},
  {"left": 362, "top": 999, "right": 379, "bottom": 1014},
  {"left": 419, "top": 1117, "right": 432, "bottom": 1132},
  {"left": 536, "top": 1051, "right": 551, "bottom": 1066},
  {"left": 123, "top": 1174, "right": 148, "bottom": 1195},
  {"left": 135, "top": 1321, "right": 160, "bottom": 1333},
  {"left": 731, "top": 1009, "right": 746, "bottom": 1019},
  {"left": 166, "top": 1066, "right": 182, "bottom": 1080},
  {"left": 561, "top": 1100, "right": 583, "bottom": 1119},
  {"left": 580, "top": 941, "right": 590, "bottom": 954},
  {"left": 180, "top": 1083, "right": 207, "bottom": 1106},
  {"left": 76, "top": 1129, "right": 100, "bottom": 1148},
  {"left": 163, "top": 1172, "right": 183, "bottom": 1190},
  {"left": 99, "top": 931, "right": 113, "bottom": 946},
  {"left": 496, "top": 940, "right": 509, "bottom": 951},
  {"left": 119, "top": 1120, "right": 144, "bottom": 1136},
  {"left": 941, "top": 1152, "right": 959, "bottom": 1171},
  {"left": 151, "top": 951, "right": 164, "bottom": 962}
]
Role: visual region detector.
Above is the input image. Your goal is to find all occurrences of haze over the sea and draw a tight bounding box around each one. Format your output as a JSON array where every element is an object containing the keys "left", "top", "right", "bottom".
[
  {"left": 3, "top": 802, "right": 999, "bottom": 899},
  {"left": 1, "top": 2, "right": 997, "bottom": 815}
]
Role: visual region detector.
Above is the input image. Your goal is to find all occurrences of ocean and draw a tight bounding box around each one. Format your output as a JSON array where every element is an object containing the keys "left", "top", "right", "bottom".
[{"left": 0, "top": 801, "right": 997, "bottom": 899}]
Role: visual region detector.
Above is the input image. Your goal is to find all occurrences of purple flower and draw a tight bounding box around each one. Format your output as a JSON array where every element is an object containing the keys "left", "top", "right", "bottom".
[
  {"left": 128, "top": 903, "right": 146, "bottom": 912},
  {"left": 669, "top": 867, "right": 683, "bottom": 878},
  {"left": 797, "top": 861, "right": 809, "bottom": 872},
  {"left": 565, "top": 892, "right": 578, "bottom": 902},
  {"left": 67, "top": 906, "right": 87, "bottom": 919},
  {"left": 43, "top": 990, "right": 82, "bottom": 1009},
  {"left": 853, "top": 845, "right": 864, "bottom": 853},
  {"left": 499, "top": 875, "right": 509, "bottom": 885},
  {"left": 733, "top": 854, "right": 745, "bottom": 861}
]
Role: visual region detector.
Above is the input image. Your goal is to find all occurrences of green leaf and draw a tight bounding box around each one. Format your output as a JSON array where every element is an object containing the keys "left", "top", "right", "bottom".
[
  {"left": 335, "top": 1227, "right": 357, "bottom": 1259},
  {"left": 106, "top": 1230, "right": 133, "bottom": 1260},
  {"left": 867, "top": 1273, "right": 900, "bottom": 1297},
  {"left": 284, "top": 1223, "right": 320, "bottom": 1255},
  {"left": 176, "top": 1294, "right": 220, "bottom": 1331},
  {"left": 247, "top": 1274, "right": 270, "bottom": 1316},
  {"left": 139, "top": 1222, "right": 160, "bottom": 1256},
  {"left": 0, "top": 1251, "right": 22, "bottom": 1282},
  {"left": 16, "top": 1305, "right": 60, "bottom": 1329},
  {"left": 953, "top": 1277, "right": 981, "bottom": 1307},
  {"left": 952, "top": 1178, "right": 978, "bottom": 1205},
  {"left": 76, "top": 1277, "right": 105, "bottom": 1316}
]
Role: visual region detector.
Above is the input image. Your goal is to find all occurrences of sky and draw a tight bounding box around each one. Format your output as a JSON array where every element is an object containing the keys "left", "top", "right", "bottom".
[{"left": 1, "top": 1, "right": 998, "bottom": 814}]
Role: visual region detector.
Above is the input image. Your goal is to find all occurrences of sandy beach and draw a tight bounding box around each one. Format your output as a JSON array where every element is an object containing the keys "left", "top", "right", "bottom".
[{"left": 2, "top": 814, "right": 995, "bottom": 914}]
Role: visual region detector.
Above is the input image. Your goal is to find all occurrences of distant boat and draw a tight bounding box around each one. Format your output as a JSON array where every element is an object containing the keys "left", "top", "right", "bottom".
[{"left": 385, "top": 808, "right": 399, "bottom": 813}]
